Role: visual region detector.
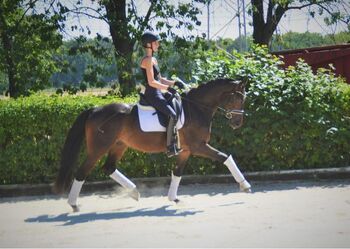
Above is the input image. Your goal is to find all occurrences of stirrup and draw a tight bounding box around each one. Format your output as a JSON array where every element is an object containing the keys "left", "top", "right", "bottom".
[{"left": 166, "top": 144, "right": 182, "bottom": 157}]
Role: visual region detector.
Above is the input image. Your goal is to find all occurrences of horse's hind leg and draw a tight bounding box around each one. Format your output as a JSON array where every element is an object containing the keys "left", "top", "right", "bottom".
[
  {"left": 102, "top": 141, "right": 140, "bottom": 201},
  {"left": 67, "top": 125, "right": 115, "bottom": 212},
  {"left": 67, "top": 155, "right": 101, "bottom": 212}
]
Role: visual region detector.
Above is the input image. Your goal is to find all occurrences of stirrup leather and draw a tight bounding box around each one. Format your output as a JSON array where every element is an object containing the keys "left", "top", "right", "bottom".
[{"left": 166, "top": 117, "right": 182, "bottom": 157}]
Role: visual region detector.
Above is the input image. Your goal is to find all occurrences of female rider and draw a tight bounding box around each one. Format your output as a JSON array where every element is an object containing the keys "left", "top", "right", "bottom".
[{"left": 140, "top": 31, "right": 186, "bottom": 157}]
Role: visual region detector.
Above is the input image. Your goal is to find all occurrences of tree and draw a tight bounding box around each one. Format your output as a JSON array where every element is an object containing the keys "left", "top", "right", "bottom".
[
  {"left": 0, "top": 0, "right": 63, "bottom": 97},
  {"left": 216, "top": 37, "right": 254, "bottom": 53},
  {"left": 53, "top": 0, "right": 203, "bottom": 96},
  {"left": 50, "top": 36, "right": 117, "bottom": 90},
  {"left": 270, "top": 31, "right": 326, "bottom": 51},
  {"left": 250, "top": 0, "right": 350, "bottom": 46},
  {"left": 269, "top": 31, "right": 350, "bottom": 51}
]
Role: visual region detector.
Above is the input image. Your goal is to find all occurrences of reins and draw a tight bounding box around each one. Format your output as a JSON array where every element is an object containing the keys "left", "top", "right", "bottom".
[
  {"left": 97, "top": 88, "right": 245, "bottom": 134},
  {"left": 180, "top": 92, "right": 245, "bottom": 120}
]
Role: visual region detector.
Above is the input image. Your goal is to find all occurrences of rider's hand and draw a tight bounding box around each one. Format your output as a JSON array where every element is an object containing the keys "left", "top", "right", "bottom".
[
  {"left": 174, "top": 80, "right": 188, "bottom": 90},
  {"left": 167, "top": 87, "right": 177, "bottom": 95}
]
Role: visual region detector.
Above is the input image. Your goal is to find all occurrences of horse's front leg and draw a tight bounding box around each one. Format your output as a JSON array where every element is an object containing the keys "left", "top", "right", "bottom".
[
  {"left": 192, "top": 143, "right": 251, "bottom": 192},
  {"left": 168, "top": 150, "right": 190, "bottom": 203},
  {"left": 103, "top": 141, "right": 140, "bottom": 201}
]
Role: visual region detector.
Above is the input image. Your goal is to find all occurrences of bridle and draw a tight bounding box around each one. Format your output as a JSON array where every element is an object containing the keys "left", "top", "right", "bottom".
[
  {"left": 217, "top": 91, "right": 245, "bottom": 120},
  {"left": 180, "top": 90, "right": 246, "bottom": 120},
  {"left": 218, "top": 107, "right": 245, "bottom": 120}
]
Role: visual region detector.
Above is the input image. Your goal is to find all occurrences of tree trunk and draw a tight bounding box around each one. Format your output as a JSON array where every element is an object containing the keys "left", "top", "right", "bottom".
[
  {"left": 104, "top": 0, "right": 135, "bottom": 96},
  {"left": 253, "top": 26, "right": 274, "bottom": 46},
  {"left": 0, "top": 7, "right": 18, "bottom": 98},
  {"left": 251, "top": 0, "right": 287, "bottom": 46}
]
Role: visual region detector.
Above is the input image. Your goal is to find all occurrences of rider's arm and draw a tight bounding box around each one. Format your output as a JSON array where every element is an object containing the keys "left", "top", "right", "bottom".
[
  {"left": 160, "top": 76, "right": 175, "bottom": 86},
  {"left": 141, "top": 57, "right": 169, "bottom": 91}
]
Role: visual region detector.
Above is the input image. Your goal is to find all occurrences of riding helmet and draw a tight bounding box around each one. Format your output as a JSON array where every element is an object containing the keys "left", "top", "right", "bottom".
[{"left": 141, "top": 31, "right": 160, "bottom": 47}]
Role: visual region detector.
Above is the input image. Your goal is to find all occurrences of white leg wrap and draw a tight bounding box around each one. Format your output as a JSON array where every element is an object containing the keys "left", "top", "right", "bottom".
[
  {"left": 168, "top": 173, "right": 182, "bottom": 201},
  {"left": 68, "top": 179, "right": 84, "bottom": 206},
  {"left": 224, "top": 155, "right": 251, "bottom": 191},
  {"left": 224, "top": 155, "right": 246, "bottom": 183},
  {"left": 110, "top": 169, "right": 136, "bottom": 190}
]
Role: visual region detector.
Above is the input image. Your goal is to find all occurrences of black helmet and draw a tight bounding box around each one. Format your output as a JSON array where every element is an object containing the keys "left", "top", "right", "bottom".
[{"left": 141, "top": 31, "right": 160, "bottom": 47}]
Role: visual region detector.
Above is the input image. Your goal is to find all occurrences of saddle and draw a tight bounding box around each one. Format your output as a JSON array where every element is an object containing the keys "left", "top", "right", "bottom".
[{"left": 137, "top": 92, "right": 185, "bottom": 132}]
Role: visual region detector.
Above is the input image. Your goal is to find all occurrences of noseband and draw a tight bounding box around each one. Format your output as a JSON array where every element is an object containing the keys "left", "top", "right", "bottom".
[{"left": 220, "top": 108, "right": 245, "bottom": 120}]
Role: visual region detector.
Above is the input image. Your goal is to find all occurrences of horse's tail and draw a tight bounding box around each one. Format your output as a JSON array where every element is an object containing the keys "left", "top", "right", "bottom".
[{"left": 53, "top": 108, "right": 93, "bottom": 194}]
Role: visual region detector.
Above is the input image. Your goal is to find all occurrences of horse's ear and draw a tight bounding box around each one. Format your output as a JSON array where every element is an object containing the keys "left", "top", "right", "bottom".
[
  {"left": 240, "top": 76, "right": 250, "bottom": 91},
  {"left": 229, "top": 79, "right": 241, "bottom": 85},
  {"left": 228, "top": 78, "right": 249, "bottom": 91}
]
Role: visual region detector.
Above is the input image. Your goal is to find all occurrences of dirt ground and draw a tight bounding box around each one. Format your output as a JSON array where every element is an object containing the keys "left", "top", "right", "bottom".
[{"left": 0, "top": 179, "right": 349, "bottom": 248}]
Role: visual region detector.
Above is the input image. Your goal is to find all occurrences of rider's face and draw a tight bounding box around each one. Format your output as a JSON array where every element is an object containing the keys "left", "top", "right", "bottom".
[{"left": 151, "top": 40, "right": 160, "bottom": 52}]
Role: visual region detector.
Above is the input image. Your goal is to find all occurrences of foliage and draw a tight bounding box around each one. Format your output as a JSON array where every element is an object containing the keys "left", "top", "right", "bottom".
[
  {"left": 0, "top": 0, "right": 63, "bottom": 97},
  {"left": 215, "top": 37, "right": 255, "bottom": 53},
  {"left": 0, "top": 92, "right": 190, "bottom": 184},
  {"left": 155, "top": 37, "right": 210, "bottom": 82},
  {"left": 51, "top": 36, "right": 117, "bottom": 91},
  {"left": 0, "top": 46, "right": 349, "bottom": 185},
  {"left": 48, "top": 31, "right": 350, "bottom": 95},
  {"left": 0, "top": 0, "right": 206, "bottom": 97},
  {"left": 249, "top": 0, "right": 350, "bottom": 45},
  {"left": 51, "top": 0, "right": 205, "bottom": 96},
  {"left": 270, "top": 31, "right": 350, "bottom": 51},
  {"left": 0, "top": 93, "right": 136, "bottom": 184},
  {"left": 192, "top": 45, "right": 350, "bottom": 171},
  {"left": 0, "top": 71, "right": 8, "bottom": 94}
]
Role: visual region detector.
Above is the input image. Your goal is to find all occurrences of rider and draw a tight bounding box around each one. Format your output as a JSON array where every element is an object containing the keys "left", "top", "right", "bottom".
[{"left": 140, "top": 30, "right": 186, "bottom": 157}]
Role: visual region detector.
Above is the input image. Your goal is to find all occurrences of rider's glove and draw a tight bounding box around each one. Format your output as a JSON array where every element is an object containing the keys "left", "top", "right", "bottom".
[
  {"left": 174, "top": 80, "right": 188, "bottom": 90},
  {"left": 167, "top": 87, "right": 178, "bottom": 95}
]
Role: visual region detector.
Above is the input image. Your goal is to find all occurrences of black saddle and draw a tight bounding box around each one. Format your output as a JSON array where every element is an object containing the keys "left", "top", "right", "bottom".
[{"left": 138, "top": 93, "right": 182, "bottom": 127}]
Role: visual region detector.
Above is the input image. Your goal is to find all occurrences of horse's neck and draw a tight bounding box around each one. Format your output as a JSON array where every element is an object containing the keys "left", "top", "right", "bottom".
[
  {"left": 186, "top": 79, "right": 236, "bottom": 120},
  {"left": 188, "top": 87, "right": 222, "bottom": 111},
  {"left": 185, "top": 90, "right": 221, "bottom": 121}
]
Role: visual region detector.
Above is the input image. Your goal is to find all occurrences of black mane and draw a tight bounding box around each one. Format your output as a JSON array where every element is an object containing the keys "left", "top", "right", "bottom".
[{"left": 187, "top": 78, "right": 239, "bottom": 99}]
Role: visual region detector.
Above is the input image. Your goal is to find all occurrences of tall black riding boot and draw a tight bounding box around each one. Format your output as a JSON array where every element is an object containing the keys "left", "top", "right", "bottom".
[{"left": 166, "top": 117, "right": 181, "bottom": 157}]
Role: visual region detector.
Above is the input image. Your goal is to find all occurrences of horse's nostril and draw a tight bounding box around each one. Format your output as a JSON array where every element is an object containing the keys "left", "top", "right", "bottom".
[{"left": 230, "top": 117, "right": 243, "bottom": 129}]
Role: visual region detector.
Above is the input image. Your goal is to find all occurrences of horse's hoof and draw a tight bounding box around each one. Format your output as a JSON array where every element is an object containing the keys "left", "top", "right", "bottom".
[
  {"left": 168, "top": 196, "right": 179, "bottom": 203},
  {"left": 129, "top": 188, "right": 140, "bottom": 201},
  {"left": 70, "top": 205, "right": 80, "bottom": 213},
  {"left": 243, "top": 188, "right": 252, "bottom": 193},
  {"left": 240, "top": 180, "right": 252, "bottom": 193}
]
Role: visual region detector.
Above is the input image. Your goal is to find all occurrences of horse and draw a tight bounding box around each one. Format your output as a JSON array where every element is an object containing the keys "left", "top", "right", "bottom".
[{"left": 53, "top": 78, "right": 251, "bottom": 212}]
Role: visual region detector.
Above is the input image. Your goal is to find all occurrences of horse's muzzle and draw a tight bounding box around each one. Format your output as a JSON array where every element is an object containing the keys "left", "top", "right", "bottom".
[{"left": 229, "top": 115, "right": 244, "bottom": 129}]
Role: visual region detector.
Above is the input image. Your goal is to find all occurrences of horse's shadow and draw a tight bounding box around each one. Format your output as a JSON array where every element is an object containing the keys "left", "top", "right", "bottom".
[{"left": 25, "top": 205, "right": 202, "bottom": 226}]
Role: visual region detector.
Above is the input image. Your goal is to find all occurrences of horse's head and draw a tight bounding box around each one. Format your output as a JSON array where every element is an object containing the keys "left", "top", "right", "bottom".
[
  {"left": 186, "top": 78, "right": 247, "bottom": 129},
  {"left": 220, "top": 80, "right": 246, "bottom": 129}
]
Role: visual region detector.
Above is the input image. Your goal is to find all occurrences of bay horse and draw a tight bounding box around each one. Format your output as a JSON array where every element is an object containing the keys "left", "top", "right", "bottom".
[{"left": 54, "top": 78, "right": 251, "bottom": 212}]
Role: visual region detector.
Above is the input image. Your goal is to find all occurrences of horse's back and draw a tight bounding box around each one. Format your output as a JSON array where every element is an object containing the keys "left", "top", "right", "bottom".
[
  {"left": 92, "top": 102, "right": 132, "bottom": 116},
  {"left": 99, "top": 102, "right": 132, "bottom": 113},
  {"left": 86, "top": 102, "right": 134, "bottom": 126}
]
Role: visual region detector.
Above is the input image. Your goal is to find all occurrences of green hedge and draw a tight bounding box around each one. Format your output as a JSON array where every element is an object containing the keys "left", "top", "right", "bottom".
[
  {"left": 1, "top": 46, "right": 349, "bottom": 185},
  {"left": 0, "top": 95, "right": 116, "bottom": 184},
  {"left": 0, "top": 94, "right": 198, "bottom": 184},
  {"left": 193, "top": 45, "right": 350, "bottom": 171}
]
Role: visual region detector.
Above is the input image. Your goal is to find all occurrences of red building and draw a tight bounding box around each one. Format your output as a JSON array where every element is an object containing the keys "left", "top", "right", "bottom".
[{"left": 273, "top": 44, "right": 350, "bottom": 84}]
